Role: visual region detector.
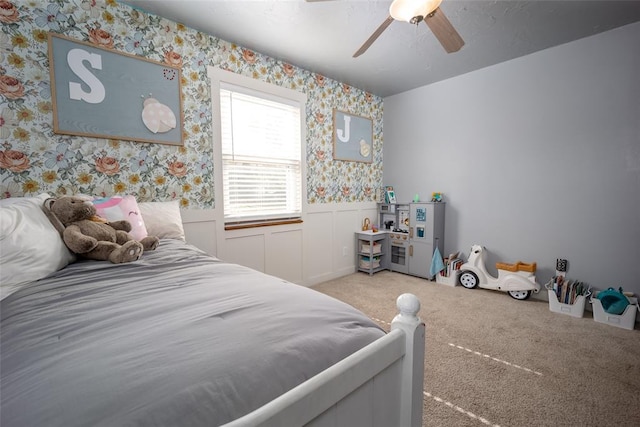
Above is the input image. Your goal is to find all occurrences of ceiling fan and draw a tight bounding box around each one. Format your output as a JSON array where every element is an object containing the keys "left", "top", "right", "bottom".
[{"left": 309, "top": 0, "right": 464, "bottom": 58}]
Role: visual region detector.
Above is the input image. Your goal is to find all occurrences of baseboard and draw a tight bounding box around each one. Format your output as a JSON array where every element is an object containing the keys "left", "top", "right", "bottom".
[{"left": 304, "top": 267, "right": 357, "bottom": 287}]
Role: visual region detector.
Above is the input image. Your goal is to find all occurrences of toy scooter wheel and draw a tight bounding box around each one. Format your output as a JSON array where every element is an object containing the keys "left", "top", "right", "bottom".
[
  {"left": 508, "top": 290, "right": 532, "bottom": 300},
  {"left": 458, "top": 271, "right": 479, "bottom": 289}
]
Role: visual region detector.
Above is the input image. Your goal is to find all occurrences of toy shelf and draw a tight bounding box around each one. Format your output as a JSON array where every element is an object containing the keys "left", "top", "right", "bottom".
[{"left": 355, "top": 230, "right": 388, "bottom": 275}]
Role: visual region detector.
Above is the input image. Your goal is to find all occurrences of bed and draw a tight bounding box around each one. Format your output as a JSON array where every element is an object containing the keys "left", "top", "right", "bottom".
[{"left": 0, "top": 194, "right": 425, "bottom": 427}]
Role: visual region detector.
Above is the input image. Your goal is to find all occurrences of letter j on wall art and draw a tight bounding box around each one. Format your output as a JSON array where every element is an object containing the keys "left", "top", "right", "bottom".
[{"left": 48, "top": 33, "right": 183, "bottom": 146}]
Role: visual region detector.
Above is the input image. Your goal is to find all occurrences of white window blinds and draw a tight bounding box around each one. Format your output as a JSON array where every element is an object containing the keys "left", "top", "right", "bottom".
[{"left": 220, "top": 83, "right": 302, "bottom": 224}]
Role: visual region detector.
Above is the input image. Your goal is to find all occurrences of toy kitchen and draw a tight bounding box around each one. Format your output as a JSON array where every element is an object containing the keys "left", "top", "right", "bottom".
[
  {"left": 378, "top": 202, "right": 446, "bottom": 279},
  {"left": 379, "top": 203, "right": 410, "bottom": 274}
]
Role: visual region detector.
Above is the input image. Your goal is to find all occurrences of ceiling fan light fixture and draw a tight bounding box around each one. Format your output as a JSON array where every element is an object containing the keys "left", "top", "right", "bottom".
[{"left": 389, "top": 0, "right": 443, "bottom": 24}]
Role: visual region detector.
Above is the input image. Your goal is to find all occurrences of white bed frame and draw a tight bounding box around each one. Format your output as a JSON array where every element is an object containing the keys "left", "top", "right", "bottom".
[{"left": 224, "top": 293, "right": 425, "bottom": 427}]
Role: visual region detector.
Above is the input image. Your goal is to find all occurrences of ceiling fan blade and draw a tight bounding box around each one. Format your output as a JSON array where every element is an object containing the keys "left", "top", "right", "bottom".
[
  {"left": 424, "top": 7, "right": 464, "bottom": 53},
  {"left": 353, "top": 15, "right": 395, "bottom": 58}
]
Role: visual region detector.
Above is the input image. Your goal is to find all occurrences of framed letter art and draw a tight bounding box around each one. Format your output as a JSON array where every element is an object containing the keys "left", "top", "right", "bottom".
[
  {"left": 332, "top": 109, "right": 373, "bottom": 163},
  {"left": 48, "top": 33, "right": 183, "bottom": 146}
]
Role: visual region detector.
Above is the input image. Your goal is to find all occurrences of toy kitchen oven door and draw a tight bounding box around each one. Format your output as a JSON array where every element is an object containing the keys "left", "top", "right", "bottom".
[
  {"left": 389, "top": 231, "right": 409, "bottom": 273},
  {"left": 389, "top": 206, "right": 410, "bottom": 273}
]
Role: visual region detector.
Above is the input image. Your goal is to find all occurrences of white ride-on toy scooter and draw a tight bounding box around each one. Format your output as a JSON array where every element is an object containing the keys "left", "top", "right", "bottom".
[{"left": 458, "top": 245, "right": 541, "bottom": 300}]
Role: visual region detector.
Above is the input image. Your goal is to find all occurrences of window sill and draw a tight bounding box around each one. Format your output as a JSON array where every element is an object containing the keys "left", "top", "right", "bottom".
[{"left": 225, "top": 218, "right": 303, "bottom": 231}]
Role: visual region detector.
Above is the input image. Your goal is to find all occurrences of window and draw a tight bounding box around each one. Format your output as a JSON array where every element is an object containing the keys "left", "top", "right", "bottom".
[{"left": 216, "top": 74, "right": 305, "bottom": 227}]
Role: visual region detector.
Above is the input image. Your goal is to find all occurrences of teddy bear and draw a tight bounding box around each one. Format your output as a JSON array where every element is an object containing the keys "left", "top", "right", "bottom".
[{"left": 42, "top": 195, "right": 159, "bottom": 263}]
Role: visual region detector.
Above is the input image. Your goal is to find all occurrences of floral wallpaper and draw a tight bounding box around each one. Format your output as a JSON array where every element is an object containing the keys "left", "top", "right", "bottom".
[{"left": 0, "top": 0, "right": 383, "bottom": 208}]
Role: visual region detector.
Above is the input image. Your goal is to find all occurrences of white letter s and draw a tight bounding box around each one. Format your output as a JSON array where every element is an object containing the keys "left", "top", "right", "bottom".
[{"left": 67, "top": 48, "right": 105, "bottom": 104}]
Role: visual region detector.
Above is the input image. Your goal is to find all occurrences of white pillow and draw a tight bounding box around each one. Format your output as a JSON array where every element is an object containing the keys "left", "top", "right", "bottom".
[
  {"left": 0, "top": 193, "right": 76, "bottom": 299},
  {"left": 138, "top": 200, "right": 185, "bottom": 241}
]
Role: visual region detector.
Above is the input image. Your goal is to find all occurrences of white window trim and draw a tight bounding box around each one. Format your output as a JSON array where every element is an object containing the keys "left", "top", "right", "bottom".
[{"left": 208, "top": 66, "right": 308, "bottom": 227}]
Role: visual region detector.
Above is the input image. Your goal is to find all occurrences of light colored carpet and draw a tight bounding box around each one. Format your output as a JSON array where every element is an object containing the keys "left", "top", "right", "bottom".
[{"left": 312, "top": 271, "right": 640, "bottom": 427}]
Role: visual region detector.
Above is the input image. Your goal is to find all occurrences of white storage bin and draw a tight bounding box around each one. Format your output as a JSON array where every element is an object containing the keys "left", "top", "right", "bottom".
[
  {"left": 359, "top": 256, "right": 381, "bottom": 270},
  {"left": 548, "top": 290, "right": 587, "bottom": 318},
  {"left": 436, "top": 270, "right": 459, "bottom": 287},
  {"left": 590, "top": 297, "right": 638, "bottom": 330},
  {"left": 361, "top": 242, "right": 382, "bottom": 254}
]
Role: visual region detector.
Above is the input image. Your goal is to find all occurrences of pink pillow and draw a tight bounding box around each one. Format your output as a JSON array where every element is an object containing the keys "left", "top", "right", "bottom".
[{"left": 92, "top": 195, "right": 148, "bottom": 240}]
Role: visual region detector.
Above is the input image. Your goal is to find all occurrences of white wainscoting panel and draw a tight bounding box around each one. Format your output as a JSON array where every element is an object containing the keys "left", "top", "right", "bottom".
[
  {"left": 225, "top": 234, "right": 266, "bottom": 272},
  {"left": 304, "top": 211, "right": 334, "bottom": 284},
  {"left": 181, "top": 209, "right": 217, "bottom": 256},
  {"left": 333, "top": 209, "right": 360, "bottom": 275},
  {"left": 267, "top": 229, "right": 303, "bottom": 284},
  {"left": 182, "top": 202, "right": 378, "bottom": 286}
]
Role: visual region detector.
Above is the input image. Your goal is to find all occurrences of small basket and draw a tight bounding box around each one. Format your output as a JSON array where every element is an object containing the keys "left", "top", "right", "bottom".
[
  {"left": 436, "top": 270, "right": 459, "bottom": 287},
  {"left": 591, "top": 296, "right": 638, "bottom": 330},
  {"left": 545, "top": 278, "right": 590, "bottom": 318},
  {"left": 547, "top": 290, "right": 587, "bottom": 318},
  {"left": 361, "top": 242, "right": 382, "bottom": 254},
  {"left": 359, "top": 256, "right": 381, "bottom": 269}
]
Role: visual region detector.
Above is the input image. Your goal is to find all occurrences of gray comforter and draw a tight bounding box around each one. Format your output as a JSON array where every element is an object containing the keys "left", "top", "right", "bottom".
[{"left": 0, "top": 239, "right": 384, "bottom": 426}]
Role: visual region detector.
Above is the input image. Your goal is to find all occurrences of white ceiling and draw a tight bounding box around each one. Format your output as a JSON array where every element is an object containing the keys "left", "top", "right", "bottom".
[{"left": 122, "top": 0, "right": 640, "bottom": 97}]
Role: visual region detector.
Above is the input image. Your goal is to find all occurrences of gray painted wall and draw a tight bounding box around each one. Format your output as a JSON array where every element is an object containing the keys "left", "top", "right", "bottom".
[{"left": 383, "top": 22, "right": 640, "bottom": 298}]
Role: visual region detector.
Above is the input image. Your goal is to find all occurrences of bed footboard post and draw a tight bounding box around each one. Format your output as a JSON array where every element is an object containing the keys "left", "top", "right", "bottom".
[{"left": 391, "top": 293, "right": 425, "bottom": 427}]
